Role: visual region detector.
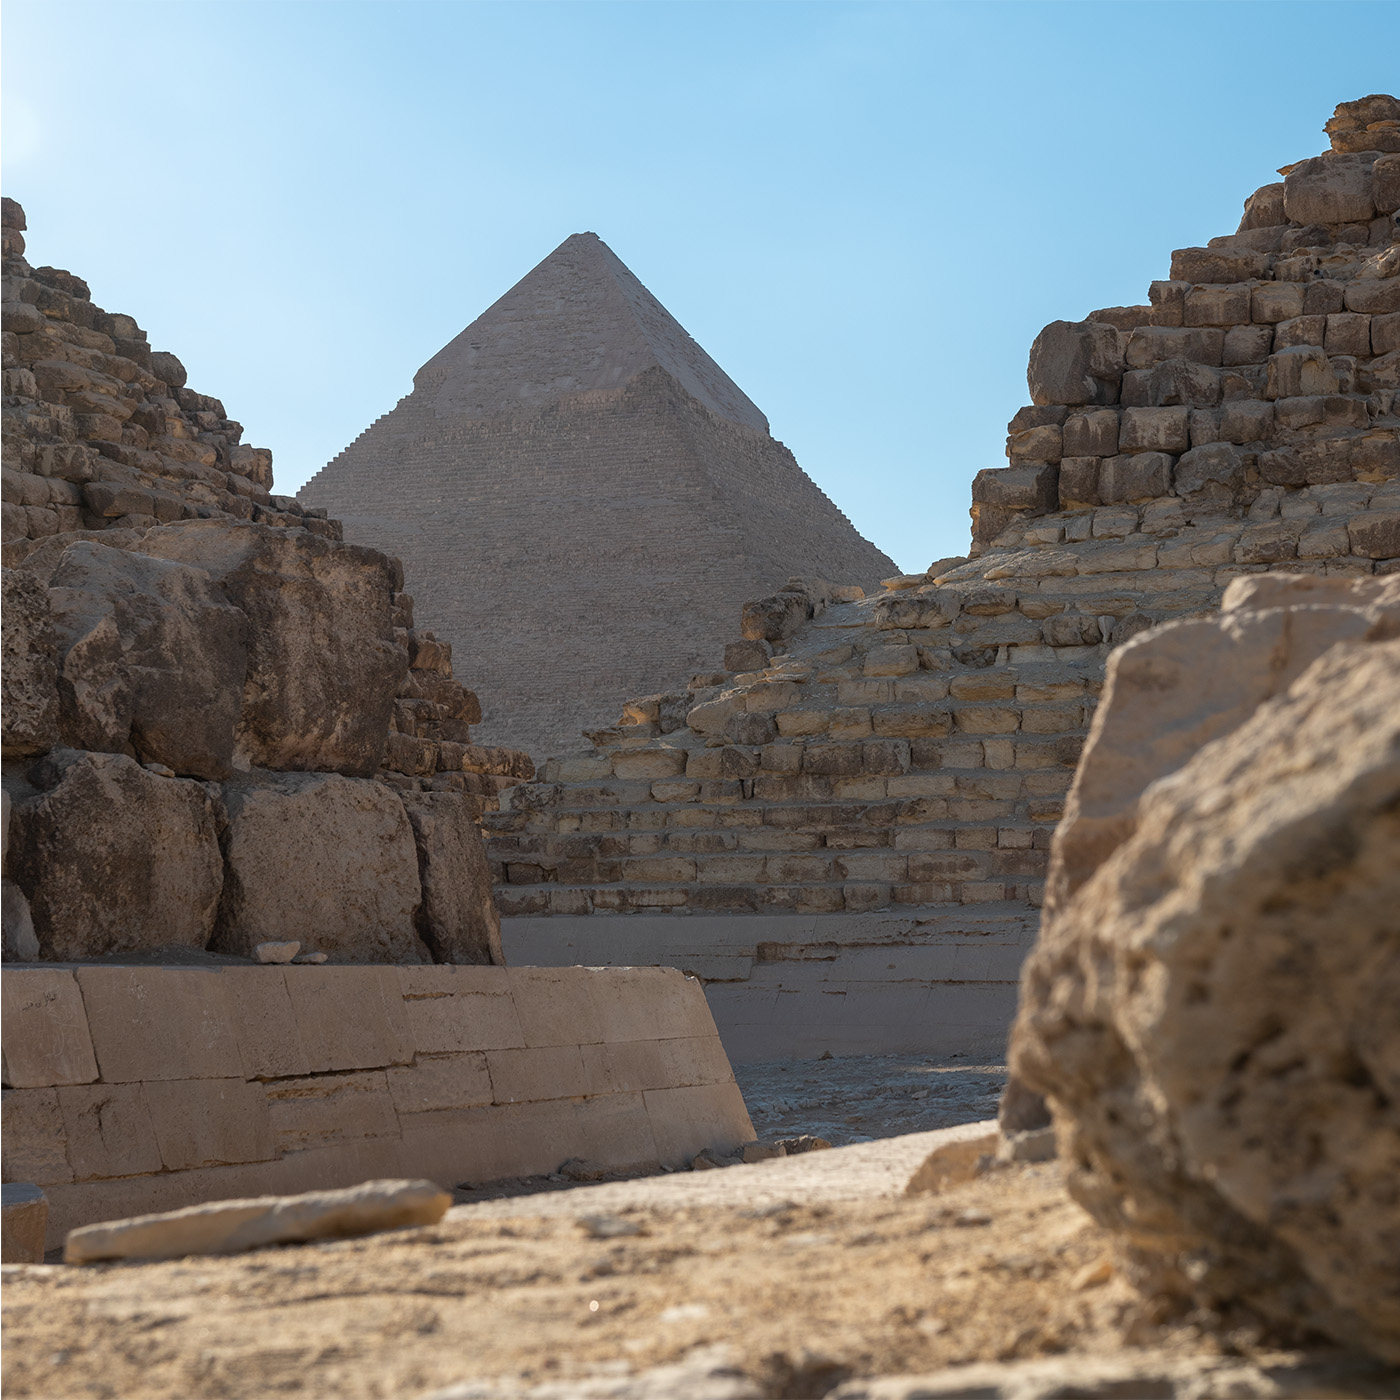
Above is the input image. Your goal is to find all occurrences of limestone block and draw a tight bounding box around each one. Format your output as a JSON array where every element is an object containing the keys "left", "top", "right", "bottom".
[
  {"left": 221, "top": 969, "right": 313, "bottom": 1080},
  {"left": 1169, "top": 247, "right": 1270, "bottom": 283},
  {"left": 863, "top": 644, "right": 919, "bottom": 677},
  {"left": 1124, "top": 327, "right": 1224, "bottom": 371},
  {"left": 1173, "top": 443, "right": 1246, "bottom": 503},
  {"left": 1283, "top": 151, "right": 1377, "bottom": 224},
  {"left": 1, "top": 568, "right": 58, "bottom": 756},
  {"left": 7, "top": 752, "right": 222, "bottom": 960},
  {"left": 397, "top": 790, "right": 503, "bottom": 966},
  {"left": 1345, "top": 279, "right": 1400, "bottom": 315},
  {"left": 1250, "top": 282, "right": 1304, "bottom": 324},
  {"left": 2, "top": 1183, "right": 48, "bottom": 1263},
  {"left": 64, "top": 1178, "right": 451, "bottom": 1265},
  {"left": 1062, "top": 409, "right": 1119, "bottom": 459},
  {"left": 215, "top": 772, "right": 429, "bottom": 964},
  {"left": 1183, "top": 284, "right": 1250, "bottom": 327},
  {"left": 510, "top": 966, "right": 605, "bottom": 1048},
  {"left": 386, "top": 1053, "right": 492, "bottom": 1114},
  {"left": 76, "top": 967, "right": 243, "bottom": 1083},
  {"left": 1006, "top": 423, "right": 1062, "bottom": 463},
  {"left": 740, "top": 591, "right": 811, "bottom": 644},
  {"left": 1219, "top": 399, "right": 1274, "bottom": 444},
  {"left": 1221, "top": 325, "right": 1273, "bottom": 367},
  {"left": 1026, "top": 320, "right": 1124, "bottom": 406},
  {"left": 57, "top": 1082, "right": 163, "bottom": 1180},
  {"left": 139, "top": 521, "right": 403, "bottom": 777},
  {"left": 1098, "top": 453, "right": 1172, "bottom": 504},
  {"left": 643, "top": 1081, "right": 755, "bottom": 1169},
  {"left": 1349, "top": 512, "right": 1400, "bottom": 559},
  {"left": 1, "top": 1088, "right": 73, "bottom": 1185},
  {"left": 264, "top": 1070, "right": 399, "bottom": 1154},
  {"left": 970, "top": 465, "right": 1058, "bottom": 511},
  {"left": 0, "top": 969, "right": 98, "bottom": 1088},
  {"left": 1013, "top": 635, "right": 1400, "bottom": 1362},
  {"left": 1057, "top": 457, "right": 1100, "bottom": 508},
  {"left": 283, "top": 966, "right": 415, "bottom": 1071},
  {"left": 1325, "top": 312, "right": 1372, "bottom": 358},
  {"left": 142, "top": 1078, "right": 275, "bottom": 1171},
  {"left": 1372, "top": 312, "right": 1400, "bottom": 356},
  {"left": 44, "top": 542, "right": 247, "bottom": 779}
]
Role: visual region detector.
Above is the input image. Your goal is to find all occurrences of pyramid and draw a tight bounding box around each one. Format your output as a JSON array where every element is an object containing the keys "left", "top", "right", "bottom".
[{"left": 301, "top": 233, "right": 895, "bottom": 754}]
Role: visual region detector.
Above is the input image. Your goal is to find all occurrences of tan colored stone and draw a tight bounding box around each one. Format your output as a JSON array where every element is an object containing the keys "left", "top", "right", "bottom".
[
  {"left": 76, "top": 967, "right": 242, "bottom": 1083},
  {"left": 485, "top": 1045, "right": 590, "bottom": 1103},
  {"left": 509, "top": 966, "right": 605, "bottom": 1048},
  {"left": 57, "top": 1082, "right": 162, "bottom": 1180},
  {"left": 1, "top": 1088, "right": 73, "bottom": 1185},
  {"left": 904, "top": 1131, "right": 998, "bottom": 1194},
  {"left": 282, "top": 966, "right": 414, "bottom": 1072},
  {"left": 64, "top": 1178, "right": 451, "bottom": 1264},
  {"left": 644, "top": 1082, "right": 755, "bottom": 1169},
  {"left": 215, "top": 771, "right": 429, "bottom": 964},
  {"left": 8, "top": 752, "right": 223, "bottom": 960},
  {"left": 1, "top": 968, "right": 98, "bottom": 1088},
  {"left": 385, "top": 1053, "right": 492, "bottom": 1114},
  {"left": 143, "top": 1079, "right": 275, "bottom": 1171},
  {"left": 264, "top": 1071, "right": 399, "bottom": 1154},
  {"left": 1014, "top": 623, "right": 1400, "bottom": 1362},
  {"left": 220, "top": 968, "right": 313, "bottom": 1080}
]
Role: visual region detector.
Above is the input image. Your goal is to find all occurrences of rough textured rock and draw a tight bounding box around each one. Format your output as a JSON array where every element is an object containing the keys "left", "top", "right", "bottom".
[
  {"left": 1, "top": 567, "right": 58, "bottom": 756},
  {"left": 64, "top": 1178, "right": 451, "bottom": 1264},
  {"left": 214, "top": 771, "right": 430, "bottom": 963},
  {"left": 6, "top": 750, "right": 223, "bottom": 959},
  {"left": 43, "top": 540, "right": 248, "bottom": 779},
  {"left": 300, "top": 233, "right": 895, "bottom": 754},
  {"left": 398, "top": 790, "right": 503, "bottom": 964},
  {"left": 1010, "top": 588, "right": 1400, "bottom": 1361},
  {"left": 139, "top": 521, "right": 403, "bottom": 778}
]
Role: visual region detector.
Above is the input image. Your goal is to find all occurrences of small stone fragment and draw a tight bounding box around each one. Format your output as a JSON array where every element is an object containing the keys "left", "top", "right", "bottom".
[
  {"left": 740, "top": 1141, "right": 786, "bottom": 1164},
  {"left": 775, "top": 1135, "right": 832, "bottom": 1155},
  {"left": 254, "top": 940, "right": 300, "bottom": 964}
]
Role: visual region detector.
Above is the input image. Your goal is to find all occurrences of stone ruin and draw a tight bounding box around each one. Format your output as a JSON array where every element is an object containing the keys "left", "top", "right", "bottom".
[
  {"left": 298, "top": 232, "right": 896, "bottom": 756},
  {"left": 1, "top": 198, "right": 754, "bottom": 1248},
  {"left": 479, "top": 96, "right": 1400, "bottom": 1057},
  {"left": 1, "top": 195, "right": 530, "bottom": 966}
]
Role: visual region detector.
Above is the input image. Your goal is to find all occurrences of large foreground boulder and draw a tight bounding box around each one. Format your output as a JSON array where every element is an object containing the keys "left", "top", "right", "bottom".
[
  {"left": 139, "top": 521, "right": 404, "bottom": 777},
  {"left": 6, "top": 750, "right": 224, "bottom": 959},
  {"left": 214, "top": 771, "right": 430, "bottom": 963},
  {"left": 1010, "top": 582, "right": 1400, "bottom": 1361}
]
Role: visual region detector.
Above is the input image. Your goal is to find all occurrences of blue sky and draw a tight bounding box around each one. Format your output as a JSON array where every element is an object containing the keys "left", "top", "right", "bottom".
[{"left": 4, "top": 1, "right": 1397, "bottom": 572}]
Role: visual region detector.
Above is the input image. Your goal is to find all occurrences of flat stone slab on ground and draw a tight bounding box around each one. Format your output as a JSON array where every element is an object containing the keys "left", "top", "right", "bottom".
[{"left": 64, "top": 1178, "right": 451, "bottom": 1264}]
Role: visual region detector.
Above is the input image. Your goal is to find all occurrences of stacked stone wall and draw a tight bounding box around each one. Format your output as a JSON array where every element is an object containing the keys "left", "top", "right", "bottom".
[
  {"left": 1, "top": 201, "right": 529, "bottom": 969},
  {"left": 483, "top": 96, "right": 1400, "bottom": 926}
]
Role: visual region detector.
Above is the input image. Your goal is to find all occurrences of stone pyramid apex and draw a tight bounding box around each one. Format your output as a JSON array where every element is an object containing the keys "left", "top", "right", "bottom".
[{"left": 414, "top": 231, "right": 770, "bottom": 433}]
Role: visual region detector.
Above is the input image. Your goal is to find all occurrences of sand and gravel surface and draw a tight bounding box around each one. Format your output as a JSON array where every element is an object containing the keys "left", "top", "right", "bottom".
[{"left": 9, "top": 1118, "right": 1392, "bottom": 1400}]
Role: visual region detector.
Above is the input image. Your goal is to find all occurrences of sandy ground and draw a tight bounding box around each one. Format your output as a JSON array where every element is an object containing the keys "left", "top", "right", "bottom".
[{"left": 5, "top": 1059, "right": 1393, "bottom": 1399}]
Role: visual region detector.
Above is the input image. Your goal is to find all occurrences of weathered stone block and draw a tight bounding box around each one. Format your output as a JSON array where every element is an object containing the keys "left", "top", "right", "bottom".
[
  {"left": 398, "top": 790, "right": 503, "bottom": 966},
  {"left": 215, "top": 772, "right": 429, "bottom": 964},
  {"left": 1, "top": 1089, "right": 73, "bottom": 1185},
  {"left": 1, "top": 569, "right": 59, "bottom": 757},
  {"left": 1027, "top": 320, "right": 1124, "bottom": 406},
  {"left": 57, "top": 1083, "right": 163, "bottom": 1180},
  {"left": 0, "top": 969, "right": 99, "bottom": 1089},
  {"left": 139, "top": 521, "right": 403, "bottom": 777},
  {"left": 142, "top": 1079, "right": 275, "bottom": 1171},
  {"left": 264, "top": 1071, "right": 399, "bottom": 1154},
  {"left": 1265, "top": 346, "right": 1338, "bottom": 399},
  {"left": 44, "top": 542, "right": 247, "bottom": 779},
  {"left": 1283, "top": 152, "right": 1377, "bottom": 224},
  {"left": 8, "top": 752, "right": 222, "bottom": 960},
  {"left": 1062, "top": 409, "right": 1119, "bottom": 458}
]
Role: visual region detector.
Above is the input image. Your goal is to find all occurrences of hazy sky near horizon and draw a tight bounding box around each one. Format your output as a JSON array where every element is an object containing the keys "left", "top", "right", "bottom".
[{"left": 4, "top": 1, "right": 1397, "bottom": 571}]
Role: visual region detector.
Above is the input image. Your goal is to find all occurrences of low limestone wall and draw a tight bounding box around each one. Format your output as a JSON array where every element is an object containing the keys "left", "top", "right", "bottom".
[
  {"left": 502, "top": 903, "right": 1037, "bottom": 1062},
  {"left": 0, "top": 963, "right": 752, "bottom": 1251}
]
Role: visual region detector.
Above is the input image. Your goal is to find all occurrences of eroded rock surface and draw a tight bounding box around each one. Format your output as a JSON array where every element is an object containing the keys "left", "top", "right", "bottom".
[
  {"left": 1011, "top": 580, "right": 1400, "bottom": 1361},
  {"left": 7, "top": 750, "right": 224, "bottom": 959}
]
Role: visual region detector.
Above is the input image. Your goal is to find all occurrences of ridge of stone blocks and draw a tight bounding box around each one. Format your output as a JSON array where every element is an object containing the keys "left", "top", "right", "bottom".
[{"left": 0, "top": 963, "right": 753, "bottom": 1251}]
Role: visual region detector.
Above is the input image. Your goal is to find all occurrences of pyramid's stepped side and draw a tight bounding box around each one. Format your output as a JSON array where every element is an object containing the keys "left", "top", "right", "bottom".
[
  {"left": 483, "top": 97, "right": 1400, "bottom": 1061},
  {"left": 0, "top": 198, "right": 535, "bottom": 828},
  {"left": 299, "top": 233, "right": 896, "bottom": 757},
  {"left": 1, "top": 198, "right": 533, "bottom": 970}
]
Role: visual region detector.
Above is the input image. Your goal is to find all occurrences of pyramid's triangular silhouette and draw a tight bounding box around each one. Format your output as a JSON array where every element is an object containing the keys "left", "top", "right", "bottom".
[
  {"left": 418, "top": 233, "right": 768, "bottom": 433},
  {"left": 302, "top": 233, "right": 894, "bottom": 755}
]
